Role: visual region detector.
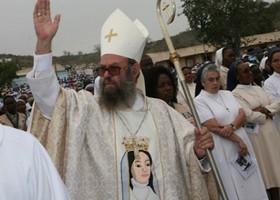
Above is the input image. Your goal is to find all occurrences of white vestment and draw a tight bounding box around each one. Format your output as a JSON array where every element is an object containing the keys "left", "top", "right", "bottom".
[
  {"left": 263, "top": 71, "right": 280, "bottom": 134},
  {"left": 215, "top": 48, "right": 228, "bottom": 90},
  {"left": 0, "top": 124, "right": 70, "bottom": 200},
  {"left": 177, "top": 82, "right": 196, "bottom": 107},
  {"left": 194, "top": 90, "right": 268, "bottom": 200},
  {"left": 26, "top": 54, "right": 218, "bottom": 200},
  {"left": 219, "top": 66, "right": 229, "bottom": 90},
  {"left": 233, "top": 84, "right": 280, "bottom": 188}
]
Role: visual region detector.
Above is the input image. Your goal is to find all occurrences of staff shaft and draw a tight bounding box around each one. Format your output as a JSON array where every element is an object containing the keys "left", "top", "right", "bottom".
[{"left": 156, "top": 1, "right": 228, "bottom": 199}]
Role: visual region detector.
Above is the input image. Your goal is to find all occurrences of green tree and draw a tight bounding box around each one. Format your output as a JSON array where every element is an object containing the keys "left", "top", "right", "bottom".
[
  {"left": 0, "top": 61, "right": 18, "bottom": 87},
  {"left": 250, "top": 1, "right": 273, "bottom": 34},
  {"left": 267, "top": 1, "right": 280, "bottom": 31},
  {"left": 180, "top": 0, "right": 273, "bottom": 54}
]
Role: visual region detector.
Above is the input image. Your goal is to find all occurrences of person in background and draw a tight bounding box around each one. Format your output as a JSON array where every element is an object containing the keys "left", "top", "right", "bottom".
[
  {"left": 0, "top": 95, "right": 27, "bottom": 131},
  {"left": 260, "top": 57, "right": 272, "bottom": 80},
  {"left": 194, "top": 63, "right": 268, "bottom": 200},
  {"left": 191, "top": 65, "right": 198, "bottom": 83},
  {"left": 140, "top": 54, "right": 154, "bottom": 73},
  {"left": 248, "top": 62, "right": 264, "bottom": 87},
  {"left": 227, "top": 61, "right": 264, "bottom": 90},
  {"left": 143, "top": 66, "right": 177, "bottom": 105},
  {"left": 0, "top": 124, "right": 70, "bottom": 200},
  {"left": 18, "top": 94, "right": 33, "bottom": 114},
  {"left": 143, "top": 66, "right": 194, "bottom": 123},
  {"left": 84, "top": 83, "right": 94, "bottom": 95},
  {"left": 263, "top": 47, "right": 280, "bottom": 134},
  {"left": 26, "top": 1, "right": 216, "bottom": 199},
  {"left": 83, "top": 78, "right": 92, "bottom": 90},
  {"left": 215, "top": 47, "right": 236, "bottom": 89},
  {"left": 181, "top": 66, "right": 196, "bottom": 98},
  {"left": 16, "top": 99, "right": 28, "bottom": 115},
  {"left": 228, "top": 60, "right": 280, "bottom": 200},
  {"left": 195, "top": 61, "right": 214, "bottom": 97},
  {"left": 241, "top": 54, "right": 249, "bottom": 62},
  {"left": 176, "top": 65, "right": 197, "bottom": 109}
]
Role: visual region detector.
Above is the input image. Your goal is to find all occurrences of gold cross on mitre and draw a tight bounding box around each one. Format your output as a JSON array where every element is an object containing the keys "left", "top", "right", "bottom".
[
  {"left": 162, "top": 2, "right": 171, "bottom": 18},
  {"left": 105, "top": 28, "right": 118, "bottom": 42},
  {"left": 122, "top": 136, "right": 150, "bottom": 158}
]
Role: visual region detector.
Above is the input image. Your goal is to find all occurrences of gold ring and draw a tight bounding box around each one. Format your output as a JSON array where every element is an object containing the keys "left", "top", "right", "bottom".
[{"left": 37, "top": 12, "right": 42, "bottom": 17}]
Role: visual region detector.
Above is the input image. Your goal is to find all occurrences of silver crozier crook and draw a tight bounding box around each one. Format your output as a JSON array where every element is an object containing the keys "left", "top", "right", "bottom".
[{"left": 156, "top": 1, "right": 228, "bottom": 199}]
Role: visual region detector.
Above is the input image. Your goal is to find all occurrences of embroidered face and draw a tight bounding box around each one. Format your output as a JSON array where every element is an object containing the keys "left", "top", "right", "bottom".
[{"left": 130, "top": 151, "right": 151, "bottom": 184}]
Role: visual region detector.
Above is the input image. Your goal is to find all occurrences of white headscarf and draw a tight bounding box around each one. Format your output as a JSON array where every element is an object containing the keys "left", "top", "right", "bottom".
[
  {"left": 215, "top": 47, "right": 224, "bottom": 68},
  {"left": 259, "top": 57, "right": 268, "bottom": 70}
]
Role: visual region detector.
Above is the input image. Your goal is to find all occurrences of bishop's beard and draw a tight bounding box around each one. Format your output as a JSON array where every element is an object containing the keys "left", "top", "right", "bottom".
[{"left": 99, "top": 68, "right": 136, "bottom": 111}]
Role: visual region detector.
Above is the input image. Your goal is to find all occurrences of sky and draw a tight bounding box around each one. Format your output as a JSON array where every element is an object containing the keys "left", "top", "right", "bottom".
[{"left": 0, "top": 0, "right": 189, "bottom": 56}]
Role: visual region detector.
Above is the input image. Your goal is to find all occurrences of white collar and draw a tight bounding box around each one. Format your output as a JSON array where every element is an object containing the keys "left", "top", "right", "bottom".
[
  {"left": 273, "top": 71, "right": 280, "bottom": 77},
  {"left": 131, "top": 178, "right": 148, "bottom": 188},
  {"left": 200, "top": 89, "right": 219, "bottom": 97},
  {"left": 235, "top": 84, "right": 252, "bottom": 89},
  {"left": 131, "top": 90, "right": 145, "bottom": 111}
]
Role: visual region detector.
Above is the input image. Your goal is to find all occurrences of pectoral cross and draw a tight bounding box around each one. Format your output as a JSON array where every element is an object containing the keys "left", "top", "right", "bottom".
[{"left": 105, "top": 28, "right": 118, "bottom": 42}]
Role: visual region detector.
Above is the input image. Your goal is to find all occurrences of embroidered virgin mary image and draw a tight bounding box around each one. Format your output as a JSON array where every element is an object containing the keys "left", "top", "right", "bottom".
[{"left": 121, "top": 136, "right": 160, "bottom": 200}]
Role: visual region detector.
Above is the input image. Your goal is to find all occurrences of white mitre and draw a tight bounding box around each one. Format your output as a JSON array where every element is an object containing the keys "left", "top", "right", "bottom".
[
  {"left": 101, "top": 9, "right": 149, "bottom": 63},
  {"left": 100, "top": 9, "right": 149, "bottom": 94}
]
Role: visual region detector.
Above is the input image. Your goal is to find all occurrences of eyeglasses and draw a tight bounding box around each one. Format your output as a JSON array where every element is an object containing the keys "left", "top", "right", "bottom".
[{"left": 98, "top": 65, "right": 122, "bottom": 76}]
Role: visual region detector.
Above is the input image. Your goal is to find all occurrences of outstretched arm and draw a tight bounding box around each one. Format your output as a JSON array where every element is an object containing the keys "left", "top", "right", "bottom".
[
  {"left": 27, "top": 0, "right": 61, "bottom": 118},
  {"left": 33, "top": 0, "right": 60, "bottom": 55}
]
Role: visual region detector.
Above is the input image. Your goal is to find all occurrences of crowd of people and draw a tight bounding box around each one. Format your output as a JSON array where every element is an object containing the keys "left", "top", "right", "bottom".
[
  {"left": 0, "top": 73, "right": 96, "bottom": 127},
  {"left": 1, "top": 0, "right": 280, "bottom": 199},
  {"left": 142, "top": 47, "right": 280, "bottom": 199}
]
